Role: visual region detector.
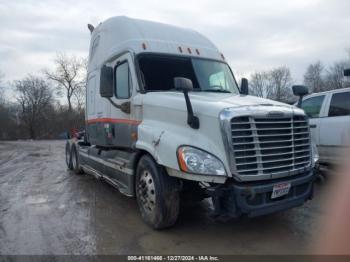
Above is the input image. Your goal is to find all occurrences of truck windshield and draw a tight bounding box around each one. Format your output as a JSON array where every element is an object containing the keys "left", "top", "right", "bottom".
[{"left": 138, "top": 55, "right": 240, "bottom": 94}]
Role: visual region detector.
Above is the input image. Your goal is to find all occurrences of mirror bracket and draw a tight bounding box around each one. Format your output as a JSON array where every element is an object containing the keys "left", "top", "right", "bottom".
[
  {"left": 174, "top": 77, "right": 200, "bottom": 129},
  {"left": 107, "top": 99, "right": 131, "bottom": 114},
  {"left": 183, "top": 91, "right": 200, "bottom": 129}
]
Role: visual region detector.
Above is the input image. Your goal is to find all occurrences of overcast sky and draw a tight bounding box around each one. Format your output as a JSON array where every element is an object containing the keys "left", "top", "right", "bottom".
[{"left": 0, "top": 0, "right": 349, "bottom": 86}]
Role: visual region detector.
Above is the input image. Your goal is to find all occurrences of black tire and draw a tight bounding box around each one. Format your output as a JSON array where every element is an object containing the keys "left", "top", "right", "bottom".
[
  {"left": 71, "top": 145, "right": 84, "bottom": 174},
  {"left": 136, "top": 155, "right": 180, "bottom": 229},
  {"left": 65, "top": 142, "right": 73, "bottom": 170}
]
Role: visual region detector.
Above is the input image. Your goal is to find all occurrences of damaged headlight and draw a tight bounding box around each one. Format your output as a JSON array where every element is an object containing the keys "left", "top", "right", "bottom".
[{"left": 177, "top": 146, "right": 226, "bottom": 176}]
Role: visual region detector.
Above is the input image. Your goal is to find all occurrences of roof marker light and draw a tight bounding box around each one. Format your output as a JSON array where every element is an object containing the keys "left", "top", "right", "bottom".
[
  {"left": 178, "top": 46, "right": 183, "bottom": 53},
  {"left": 196, "top": 49, "right": 200, "bottom": 55},
  {"left": 142, "top": 43, "right": 147, "bottom": 50},
  {"left": 187, "top": 48, "right": 192, "bottom": 54}
]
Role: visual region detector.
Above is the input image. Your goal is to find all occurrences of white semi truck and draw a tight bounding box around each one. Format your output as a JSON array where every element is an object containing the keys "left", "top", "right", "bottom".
[{"left": 66, "top": 16, "right": 317, "bottom": 229}]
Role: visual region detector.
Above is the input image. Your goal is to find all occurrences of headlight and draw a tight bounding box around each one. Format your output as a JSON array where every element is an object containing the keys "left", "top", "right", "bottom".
[
  {"left": 311, "top": 142, "right": 319, "bottom": 166},
  {"left": 177, "top": 146, "right": 226, "bottom": 176}
]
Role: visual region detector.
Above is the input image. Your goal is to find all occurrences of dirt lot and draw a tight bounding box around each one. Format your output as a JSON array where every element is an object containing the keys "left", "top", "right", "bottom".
[{"left": 0, "top": 140, "right": 329, "bottom": 255}]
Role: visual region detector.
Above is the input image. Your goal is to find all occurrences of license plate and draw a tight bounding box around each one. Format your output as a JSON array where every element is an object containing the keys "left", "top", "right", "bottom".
[{"left": 271, "top": 182, "right": 291, "bottom": 199}]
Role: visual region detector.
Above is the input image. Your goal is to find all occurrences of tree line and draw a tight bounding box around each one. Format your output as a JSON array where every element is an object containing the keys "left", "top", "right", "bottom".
[
  {"left": 0, "top": 54, "right": 86, "bottom": 140},
  {"left": 249, "top": 49, "right": 350, "bottom": 103},
  {"left": 0, "top": 49, "right": 349, "bottom": 140}
]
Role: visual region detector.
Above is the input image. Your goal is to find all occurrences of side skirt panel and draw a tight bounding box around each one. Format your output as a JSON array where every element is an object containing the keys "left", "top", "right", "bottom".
[{"left": 79, "top": 146, "right": 136, "bottom": 197}]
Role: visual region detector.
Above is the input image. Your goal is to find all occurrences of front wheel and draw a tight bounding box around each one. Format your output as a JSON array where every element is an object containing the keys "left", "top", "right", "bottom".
[{"left": 136, "top": 155, "right": 180, "bottom": 229}]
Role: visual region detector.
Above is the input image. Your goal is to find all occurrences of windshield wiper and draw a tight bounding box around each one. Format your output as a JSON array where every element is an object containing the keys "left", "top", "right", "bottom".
[{"left": 201, "top": 89, "right": 232, "bottom": 93}]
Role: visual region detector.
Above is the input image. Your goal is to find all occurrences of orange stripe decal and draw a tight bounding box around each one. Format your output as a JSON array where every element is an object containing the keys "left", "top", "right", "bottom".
[{"left": 86, "top": 118, "right": 142, "bottom": 125}]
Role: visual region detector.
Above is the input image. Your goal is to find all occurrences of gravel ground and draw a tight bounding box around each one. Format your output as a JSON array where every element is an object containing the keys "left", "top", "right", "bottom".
[{"left": 0, "top": 140, "right": 329, "bottom": 255}]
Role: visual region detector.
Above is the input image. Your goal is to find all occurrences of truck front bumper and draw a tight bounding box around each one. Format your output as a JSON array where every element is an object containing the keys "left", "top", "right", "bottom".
[{"left": 206, "top": 170, "right": 315, "bottom": 218}]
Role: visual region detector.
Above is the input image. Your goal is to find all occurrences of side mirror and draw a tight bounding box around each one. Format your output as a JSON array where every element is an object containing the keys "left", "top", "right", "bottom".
[
  {"left": 174, "top": 77, "right": 193, "bottom": 92},
  {"left": 292, "top": 85, "right": 309, "bottom": 108},
  {"left": 344, "top": 68, "right": 350, "bottom": 77},
  {"left": 173, "top": 77, "right": 199, "bottom": 129},
  {"left": 241, "top": 78, "right": 249, "bottom": 95},
  {"left": 100, "top": 65, "right": 114, "bottom": 97}
]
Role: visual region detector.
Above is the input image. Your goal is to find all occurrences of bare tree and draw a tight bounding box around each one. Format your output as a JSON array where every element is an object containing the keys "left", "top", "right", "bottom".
[
  {"left": 73, "top": 85, "right": 86, "bottom": 111},
  {"left": 268, "top": 66, "right": 293, "bottom": 103},
  {"left": 45, "top": 53, "right": 86, "bottom": 112},
  {"left": 325, "top": 61, "right": 349, "bottom": 90},
  {"left": 249, "top": 66, "right": 293, "bottom": 103},
  {"left": 250, "top": 71, "right": 272, "bottom": 98},
  {"left": 304, "top": 61, "right": 325, "bottom": 93},
  {"left": 15, "top": 75, "right": 53, "bottom": 139},
  {"left": 0, "top": 70, "right": 4, "bottom": 104},
  {"left": 0, "top": 70, "right": 15, "bottom": 140},
  {"left": 0, "top": 103, "right": 18, "bottom": 140},
  {"left": 73, "top": 57, "right": 88, "bottom": 110}
]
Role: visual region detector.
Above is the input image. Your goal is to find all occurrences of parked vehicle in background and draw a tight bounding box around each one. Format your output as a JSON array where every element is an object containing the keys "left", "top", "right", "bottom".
[
  {"left": 66, "top": 16, "right": 317, "bottom": 229},
  {"left": 300, "top": 87, "right": 350, "bottom": 166}
]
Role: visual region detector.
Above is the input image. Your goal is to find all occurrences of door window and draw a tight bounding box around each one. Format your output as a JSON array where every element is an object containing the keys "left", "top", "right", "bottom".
[
  {"left": 301, "top": 95, "right": 325, "bottom": 118},
  {"left": 328, "top": 92, "right": 350, "bottom": 117},
  {"left": 115, "top": 62, "right": 131, "bottom": 99}
]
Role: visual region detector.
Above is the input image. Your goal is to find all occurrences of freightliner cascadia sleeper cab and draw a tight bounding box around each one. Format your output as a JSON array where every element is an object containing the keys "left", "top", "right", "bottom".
[{"left": 66, "top": 16, "right": 317, "bottom": 229}]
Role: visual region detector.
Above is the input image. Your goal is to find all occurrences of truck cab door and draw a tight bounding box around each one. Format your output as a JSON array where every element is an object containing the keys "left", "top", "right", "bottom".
[
  {"left": 101, "top": 53, "right": 140, "bottom": 187},
  {"left": 107, "top": 53, "right": 140, "bottom": 148},
  {"left": 300, "top": 94, "right": 326, "bottom": 152},
  {"left": 318, "top": 91, "right": 350, "bottom": 164}
]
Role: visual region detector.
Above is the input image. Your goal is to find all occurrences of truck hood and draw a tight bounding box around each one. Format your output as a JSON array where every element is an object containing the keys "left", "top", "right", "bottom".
[{"left": 140, "top": 91, "right": 295, "bottom": 117}]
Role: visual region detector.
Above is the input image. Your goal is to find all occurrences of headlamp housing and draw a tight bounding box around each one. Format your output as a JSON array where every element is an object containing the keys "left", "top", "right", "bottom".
[{"left": 177, "top": 146, "right": 226, "bottom": 176}]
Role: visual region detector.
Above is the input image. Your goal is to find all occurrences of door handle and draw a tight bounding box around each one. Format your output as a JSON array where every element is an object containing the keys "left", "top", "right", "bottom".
[{"left": 309, "top": 124, "right": 317, "bottom": 128}]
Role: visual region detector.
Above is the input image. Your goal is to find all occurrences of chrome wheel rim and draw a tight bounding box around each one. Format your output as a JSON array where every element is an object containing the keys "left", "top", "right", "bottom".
[{"left": 138, "top": 170, "right": 156, "bottom": 213}]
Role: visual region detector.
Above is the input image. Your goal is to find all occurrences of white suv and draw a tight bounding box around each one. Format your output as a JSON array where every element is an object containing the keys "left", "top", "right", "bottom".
[{"left": 300, "top": 87, "right": 350, "bottom": 165}]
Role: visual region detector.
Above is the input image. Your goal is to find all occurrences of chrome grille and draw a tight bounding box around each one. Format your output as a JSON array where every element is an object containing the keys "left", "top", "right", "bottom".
[{"left": 231, "top": 115, "right": 311, "bottom": 176}]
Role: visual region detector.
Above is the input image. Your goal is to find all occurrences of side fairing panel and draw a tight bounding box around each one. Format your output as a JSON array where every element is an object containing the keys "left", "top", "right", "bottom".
[{"left": 86, "top": 69, "right": 112, "bottom": 146}]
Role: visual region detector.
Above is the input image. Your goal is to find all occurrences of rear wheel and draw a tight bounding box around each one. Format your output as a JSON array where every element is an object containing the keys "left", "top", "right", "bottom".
[
  {"left": 65, "top": 142, "right": 72, "bottom": 170},
  {"left": 136, "top": 155, "right": 180, "bottom": 229},
  {"left": 71, "top": 146, "right": 84, "bottom": 174}
]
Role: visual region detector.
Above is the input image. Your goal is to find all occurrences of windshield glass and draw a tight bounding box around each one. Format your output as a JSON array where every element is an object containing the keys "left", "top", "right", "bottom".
[
  {"left": 192, "top": 59, "right": 239, "bottom": 93},
  {"left": 138, "top": 55, "right": 240, "bottom": 94}
]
